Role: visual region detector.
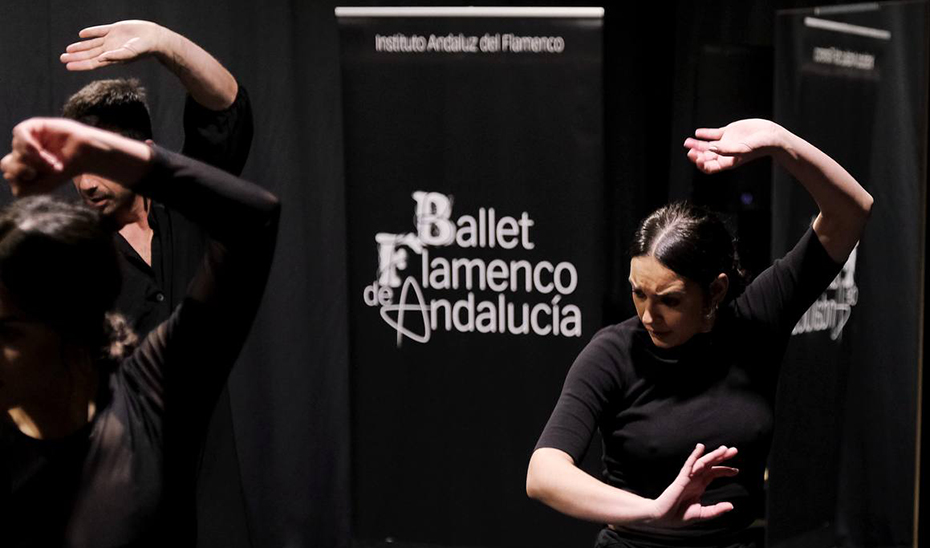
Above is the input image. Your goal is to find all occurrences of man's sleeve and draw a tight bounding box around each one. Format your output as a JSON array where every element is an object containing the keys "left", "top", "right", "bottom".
[{"left": 181, "top": 85, "right": 254, "bottom": 176}]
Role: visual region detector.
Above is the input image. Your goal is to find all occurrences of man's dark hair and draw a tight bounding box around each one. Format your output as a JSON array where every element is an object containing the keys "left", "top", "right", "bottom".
[
  {"left": 631, "top": 201, "right": 749, "bottom": 304},
  {"left": 62, "top": 78, "right": 154, "bottom": 141}
]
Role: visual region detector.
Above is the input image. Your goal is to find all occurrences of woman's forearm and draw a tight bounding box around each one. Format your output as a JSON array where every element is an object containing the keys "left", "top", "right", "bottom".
[{"left": 526, "top": 448, "right": 656, "bottom": 525}]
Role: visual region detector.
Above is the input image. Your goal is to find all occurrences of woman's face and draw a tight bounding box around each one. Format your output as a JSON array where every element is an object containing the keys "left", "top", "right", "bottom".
[
  {"left": 0, "top": 293, "right": 66, "bottom": 411},
  {"left": 629, "top": 255, "right": 711, "bottom": 348}
]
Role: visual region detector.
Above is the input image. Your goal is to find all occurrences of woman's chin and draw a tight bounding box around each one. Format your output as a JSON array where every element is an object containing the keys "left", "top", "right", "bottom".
[{"left": 648, "top": 331, "right": 676, "bottom": 348}]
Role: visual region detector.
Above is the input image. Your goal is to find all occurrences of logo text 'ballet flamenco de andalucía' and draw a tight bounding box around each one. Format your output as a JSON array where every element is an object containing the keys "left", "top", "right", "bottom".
[{"left": 362, "top": 191, "right": 582, "bottom": 347}]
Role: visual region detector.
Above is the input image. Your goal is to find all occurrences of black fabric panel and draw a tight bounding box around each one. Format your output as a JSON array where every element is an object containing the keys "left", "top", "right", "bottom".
[{"left": 770, "top": 4, "right": 927, "bottom": 547}]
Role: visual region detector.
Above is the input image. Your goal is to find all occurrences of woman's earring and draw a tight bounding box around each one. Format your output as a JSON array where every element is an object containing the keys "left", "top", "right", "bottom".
[{"left": 705, "top": 303, "right": 719, "bottom": 321}]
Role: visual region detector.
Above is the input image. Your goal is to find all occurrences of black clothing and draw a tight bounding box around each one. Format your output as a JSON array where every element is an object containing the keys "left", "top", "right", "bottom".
[
  {"left": 116, "top": 86, "right": 253, "bottom": 337},
  {"left": 594, "top": 525, "right": 763, "bottom": 548},
  {"left": 1, "top": 147, "right": 280, "bottom": 548},
  {"left": 536, "top": 229, "right": 841, "bottom": 547}
]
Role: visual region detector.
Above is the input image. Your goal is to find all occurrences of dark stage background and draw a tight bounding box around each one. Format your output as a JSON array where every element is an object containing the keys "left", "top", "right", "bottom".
[
  {"left": 769, "top": 4, "right": 927, "bottom": 548},
  {"left": 0, "top": 1, "right": 924, "bottom": 547}
]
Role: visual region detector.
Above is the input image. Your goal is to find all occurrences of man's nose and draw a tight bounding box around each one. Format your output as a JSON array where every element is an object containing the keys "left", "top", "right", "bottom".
[{"left": 79, "top": 178, "right": 98, "bottom": 193}]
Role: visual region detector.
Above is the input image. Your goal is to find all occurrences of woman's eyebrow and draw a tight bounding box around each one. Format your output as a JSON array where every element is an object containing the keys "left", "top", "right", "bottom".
[{"left": 655, "top": 288, "right": 686, "bottom": 296}]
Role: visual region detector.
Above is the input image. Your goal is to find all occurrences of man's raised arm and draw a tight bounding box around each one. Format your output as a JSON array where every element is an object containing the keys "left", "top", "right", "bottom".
[{"left": 60, "top": 20, "right": 237, "bottom": 111}]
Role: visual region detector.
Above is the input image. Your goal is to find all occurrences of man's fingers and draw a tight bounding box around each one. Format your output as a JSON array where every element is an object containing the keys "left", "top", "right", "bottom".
[
  {"left": 60, "top": 46, "right": 105, "bottom": 64},
  {"left": 99, "top": 47, "right": 136, "bottom": 63},
  {"left": 63, "top": 60, "right": 98, "bottom": 72},
  {"left": 78, "top": 24, "right": 112, "bottom": 39},
  {"left": 64, "top": 37, "right": 105, "bottom": 53}
]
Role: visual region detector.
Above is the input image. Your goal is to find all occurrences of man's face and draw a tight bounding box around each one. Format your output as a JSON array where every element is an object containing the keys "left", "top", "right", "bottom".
[{"left": 73, "top": 174, "right": 138, "bottom": 226}]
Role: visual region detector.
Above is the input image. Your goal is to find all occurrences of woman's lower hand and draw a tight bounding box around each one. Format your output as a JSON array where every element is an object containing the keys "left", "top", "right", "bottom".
[{"left": 648, "top": 443, "right": 739, "bottom": 526}]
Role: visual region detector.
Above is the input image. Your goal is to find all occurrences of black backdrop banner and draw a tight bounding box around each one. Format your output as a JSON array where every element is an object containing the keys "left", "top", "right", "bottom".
[
  {"left": 770, "top": 2, "right": 927, "bottom": 547},
  {"left": 337, "top": 7, "right": 604, "bottom": 548}
]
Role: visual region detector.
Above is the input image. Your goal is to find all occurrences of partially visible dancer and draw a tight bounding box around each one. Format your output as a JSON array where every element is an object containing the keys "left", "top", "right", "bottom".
[
  {"left": 527, "top": 118, "right": 872, "bottom": 548},
  {"left": 0, "top": 117, "right": 278, "bottom": 547},
  {"left": 60, "top": 19, "right": 252, "bottom": 336}
]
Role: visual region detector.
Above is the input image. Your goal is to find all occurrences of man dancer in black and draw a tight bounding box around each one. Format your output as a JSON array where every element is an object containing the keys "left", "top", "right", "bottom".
[
  {"left": 60, "top": 20, "right": 254, "bottom": 545},
  {"left": 61, "top": 20, "right": 252, "bottom": 335}
]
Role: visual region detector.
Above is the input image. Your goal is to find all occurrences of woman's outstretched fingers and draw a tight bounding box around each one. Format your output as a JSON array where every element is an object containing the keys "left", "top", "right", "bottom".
[
  {"left": 681, "top": 443, "right": 706, "bottom": 476},
  {"left": 709, "top": 466, "right": 740, "bottom": 480},
  {"left": 697, "top": 501, "right": 734, "bottom": 520},
  {"left": 683, "top": 137, "right": 717, "bottom": 152},
  {"left": 694, "top": 445, "right": 737, "bottom": 473}
]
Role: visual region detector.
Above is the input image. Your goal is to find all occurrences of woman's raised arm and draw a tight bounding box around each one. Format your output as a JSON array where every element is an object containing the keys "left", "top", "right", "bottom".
[{"left": 684, "top": 118, "right": 873, "bottom": 263}]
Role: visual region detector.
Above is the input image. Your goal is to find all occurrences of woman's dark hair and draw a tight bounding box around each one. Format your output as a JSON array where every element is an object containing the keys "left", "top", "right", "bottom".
[
  {"left": 0, "top": 196, "right": 136, "bottom": 359},
  {"left": 631, "top": 201, "right": 748, "bottom": 304}
]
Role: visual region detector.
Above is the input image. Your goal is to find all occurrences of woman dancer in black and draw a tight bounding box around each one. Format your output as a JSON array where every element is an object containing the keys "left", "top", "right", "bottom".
[
  {"left": 0, "top": 117, "right": 279, "bottom": 547},
  {"left": 526, "top": 118, "right": 872, "bottom": 547}
]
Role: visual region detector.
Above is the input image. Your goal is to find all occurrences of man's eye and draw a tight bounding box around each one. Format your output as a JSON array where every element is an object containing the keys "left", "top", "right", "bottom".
[
  {"left": 632, "top": 290, "right": 645, "bottom": 300},
  {"left": 661, "top": 297, "right": 680, "bottom": 307}
]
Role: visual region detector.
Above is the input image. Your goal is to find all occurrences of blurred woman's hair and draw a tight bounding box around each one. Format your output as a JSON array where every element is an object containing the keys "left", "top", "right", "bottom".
[{"left": 0, "top": 196, "right": 136, "bottom": 360}]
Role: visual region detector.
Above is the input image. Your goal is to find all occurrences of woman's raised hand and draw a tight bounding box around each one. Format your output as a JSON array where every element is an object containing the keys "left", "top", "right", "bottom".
[
  {"left": 1, "top": 118, "right": 153, "bottom": 197},
  {"left": 684, "top": 118, "right": 783, "bottom": 174},
  {"left": 1, "top": 118, "right": 90, "bottom": 195},
  {"left": 648, "top": 443, "right": 739, "bottom": 526}
]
